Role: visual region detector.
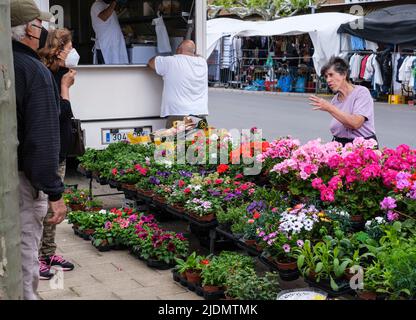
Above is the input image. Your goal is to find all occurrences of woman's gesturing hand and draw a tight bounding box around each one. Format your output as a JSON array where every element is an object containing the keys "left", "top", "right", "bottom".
[{"left": 309, "top": 95, "right": 334, "bottom": 113}]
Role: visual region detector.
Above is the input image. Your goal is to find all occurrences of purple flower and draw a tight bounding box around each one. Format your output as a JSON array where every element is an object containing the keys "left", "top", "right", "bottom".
[
  {"left": 396, "top": 172, "right": 411, "bottom": 190},
  {"left": 157, "top": 171, "right": 171, "bottom": 178},
  {"left": 380, "top": 197, "right": 397, "bottom": 210},
  {"left": 149, "top": 176, "right": 160, "bottom": 185},
  {"left": 208, "top": 189, "right": 221, "bottom": 197},
  {"left": 224, "top": 193, "right": 236, "bottom": 201},
  {"left": 387, "top": 210, "right": 399, "bottom": 221},
  {"left": 104, "top": 221, "right": 112, "bottom": 229},
  {"left": 282, "top": 244, "right": 291, "bottom": 253},
  {"left": 247, "top": 201, "right": 266, "bottom": 213},
  {"left": 179, "top": 170, "right": 193, "bottom": 178},
  {"left": 128, "top": 214, "right": 138, "bottom": 222},
  {"left": 296, "top": 240, "right": 304, "bottom": 248}
]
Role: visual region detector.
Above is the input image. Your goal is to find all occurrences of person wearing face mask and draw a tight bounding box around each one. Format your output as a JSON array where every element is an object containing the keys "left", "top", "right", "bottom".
[
  {"left": 90, "top": 0, "right": 129, "bottom": 64},
  {"left": 38, "top": 28, "right": 79, "bottom": 280},
  {"left": 10, "top": 0, "right": 67, "bottom": 300}
]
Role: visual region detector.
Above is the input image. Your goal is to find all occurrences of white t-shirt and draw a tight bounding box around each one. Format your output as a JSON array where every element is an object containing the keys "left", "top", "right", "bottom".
[{"left": 155, "top": 54, "right": 208, "bottom": 117}]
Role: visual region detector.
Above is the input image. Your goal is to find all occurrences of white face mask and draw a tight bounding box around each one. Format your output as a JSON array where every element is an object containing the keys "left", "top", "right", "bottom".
[{"left": 65, "top": 48, "right": 80, "bottom": 68}]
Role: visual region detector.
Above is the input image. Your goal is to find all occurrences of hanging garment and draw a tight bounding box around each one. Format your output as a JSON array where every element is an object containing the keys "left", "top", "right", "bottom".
[
  {"left": 372, "top": 55, "right": 384, "bottom": 87},
  {"left": 398, "top": 56, "right": 410, "bottom": 82},
  {"left": 359, "top": 55, "right": 370, "bottom": 79},
  {"left": 365, "top": 40, "right": 378, "bottom": 52},
  {"left": 90, "top": 1, "right": 129, "bottom": 64},
  {"left": 350, "top": 54, "right": 364, "bottom": 80},
  {"left": 411, "top": 59, "right": 416, "bottom": 89},
  {"left": 221, "top": 35, "right": 232, "bottom": 69},
  {"left": 396, "top": 55, "right": 406, "bottom": 82},
  {"left": 207, "top": 41, "right": 220, "bottom": 82},
  {"left": 152, "top": 16, "right": 172, "bottom": 54},
  {"left": 294, "top": 76, "right": 306, "bottom": 93},
  {"left": 350, "top": 36, "right": 365, "bottom": 51},
  {"left": 363, "top": 54, "right": 375, "bottom": 81},
  {"left": 376, "top": 50, "right": 393, "bottom": 88}
]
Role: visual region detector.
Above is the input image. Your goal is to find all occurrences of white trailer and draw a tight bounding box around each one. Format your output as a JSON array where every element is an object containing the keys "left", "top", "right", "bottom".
[{"left": 35, "top": 0, "right": 207, "bottom": 149}]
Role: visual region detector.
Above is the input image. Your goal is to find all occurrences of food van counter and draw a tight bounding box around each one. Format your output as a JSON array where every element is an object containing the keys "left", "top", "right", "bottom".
[{"left": 74, "top": 64, "right": 149, "bottom": 69}]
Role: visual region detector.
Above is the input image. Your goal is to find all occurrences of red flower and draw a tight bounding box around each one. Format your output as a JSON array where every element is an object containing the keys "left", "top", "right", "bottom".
[
  {"left": 215, "top": 179, "right": 223, "bottom": 185},
  {"left": 178, "top": 180, "right": 185, "bottom": 188},
  {"left": 253, "top": 211, "right": 261, "bottom": 219},
  {"left": 112, "top": 168, "right": 118, "bottom": 176},
  {"left": 200, "top": 259, "right": 210, "bottom": 265},
  {"left": 235, "top": 174, "right": 244, "bottom": 179},
  {"left": 223, "top": 188, "right": 231, "bottom": 193},
  {"left": 233, "top": 181, "right": 241, "bottom": 186},
  {"left": 217, "top": 164, "right": 229, "bottom": 174},
  {"left": 240, "top": 183, "right": 249, "bottom": 191},
  {"left": 184, "top": 188, "right": 191, "bottom": 194},
  {"left": 205, "top": 180, "right": 212, "bottom": 185}
]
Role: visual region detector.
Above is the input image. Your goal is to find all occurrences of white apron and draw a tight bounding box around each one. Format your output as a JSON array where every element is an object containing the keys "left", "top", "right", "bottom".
[{"left": 91, "top": 2, "right": 129, "bottom": 64}]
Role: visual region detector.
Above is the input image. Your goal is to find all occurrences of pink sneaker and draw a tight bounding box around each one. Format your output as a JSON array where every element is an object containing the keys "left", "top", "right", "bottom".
[{"left": 39, "top": 260, "right": 54, "bottom": 280}]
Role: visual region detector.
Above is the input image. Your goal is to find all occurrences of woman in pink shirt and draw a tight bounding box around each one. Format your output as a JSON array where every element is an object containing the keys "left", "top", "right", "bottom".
[{"left": 309, "top": 57, "right": 377, "bottom": 147}]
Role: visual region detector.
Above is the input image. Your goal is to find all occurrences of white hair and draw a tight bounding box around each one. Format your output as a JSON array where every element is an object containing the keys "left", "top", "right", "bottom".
[{"left": 11, "top": 19, "right": 37, "bottom": 41}]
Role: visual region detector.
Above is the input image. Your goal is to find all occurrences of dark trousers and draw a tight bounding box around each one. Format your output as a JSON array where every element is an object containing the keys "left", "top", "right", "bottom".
[
  {"left": 96, "top": 49, "right": 105, "bottom": 65},
  {"left": 333, "top": 134, "right": 379, "bottom": 148}
]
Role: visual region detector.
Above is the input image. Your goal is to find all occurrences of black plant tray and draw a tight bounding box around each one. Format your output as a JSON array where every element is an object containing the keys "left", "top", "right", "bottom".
[
  {"left": 113, "top": 243, "right": 128, "bottom": 251},
  {"left": 108, "top": 179, "right": 120, "bottom": 189},
  {"left": 123, "top": 189, "right": 138, "bottom": 200},
  {"left": 258, "top": 255, "right": 300, "bottom": 281},
  {"left": 166, "top": 206, "right": 218, "bottom": 228},
  {"left": 203, "top": 289, "right": 225, "bottom": 300},
  {"left": 77, "top": 166, "right": 92, "bottom": 178},
  {"left": 98, "top": 177, "right": 108, "bottom": 185},
  {"left": 146, "top": 258, "right": 175, "bottom": 270},
  {"left": 93, "top": 244, "right": 113, "bottom": 252},
  {"left": 151, "top": 198, "right": 168, "bottom": 210},
  {"left": 304, "top": 277, "right": 354, "bottom": 297},
  {"left": 136, "top": 192, "right": 153, "bottom": 203},
  {"left": 215, "top": 226, "right": 240, "bottom": 242},
  {"left": 172, "top": 270, "right": 207, "bottom": 299},
  {"left": 235, "top": 239, "right": 262, "bottom": 257}
]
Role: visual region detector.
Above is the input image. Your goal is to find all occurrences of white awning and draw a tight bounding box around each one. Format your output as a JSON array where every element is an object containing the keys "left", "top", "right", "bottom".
[{"left": 207, "top": 13, "right": 359, "bottom": 74}]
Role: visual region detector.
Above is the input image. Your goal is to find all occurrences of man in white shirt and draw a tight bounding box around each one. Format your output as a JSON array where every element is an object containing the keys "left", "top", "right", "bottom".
[
  {"left": 148, "top": 40, "right": 209, "bottom": 128},
  {"left": 90, "top": 0, "right": 128, "bottom": 64}
]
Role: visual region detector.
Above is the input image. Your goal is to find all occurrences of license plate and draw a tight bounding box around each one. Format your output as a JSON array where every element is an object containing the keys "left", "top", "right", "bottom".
[{"left": 101, "top": 126, "right": 152, "bottom": 144}]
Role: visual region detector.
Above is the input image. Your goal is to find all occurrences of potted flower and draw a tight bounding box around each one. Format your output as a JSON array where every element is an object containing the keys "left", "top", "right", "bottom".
[
  {"left": 225, "top": 269, "right": 280, "bottom": 300},
  {"left": 260, "top": 204, "right": 319, "bottom": 279},
  {"left": 174, "top": 252, "right": 208, "bottom": 285},
  {"left": 91, "top": 226, "right": 114, "bottom": 251},
  {"left": 63, "top": 189, "right": 88, "bottom": 211},
  {"left": 85, "top": 198, "right": 103, "bottom": 212}
]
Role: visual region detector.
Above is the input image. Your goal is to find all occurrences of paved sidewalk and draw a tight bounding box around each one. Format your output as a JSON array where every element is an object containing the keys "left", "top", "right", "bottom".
[{"left": 38, "top": 221, "right": 202, "bottom": 300}]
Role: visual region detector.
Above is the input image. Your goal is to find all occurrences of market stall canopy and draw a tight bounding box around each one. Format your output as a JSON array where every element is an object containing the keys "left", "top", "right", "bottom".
[
  {"left": 337, "top": 5, "right": 416, "bottom": 45},
  {"left": 207, "top": 13, "right": 358, "bottom": 75}
]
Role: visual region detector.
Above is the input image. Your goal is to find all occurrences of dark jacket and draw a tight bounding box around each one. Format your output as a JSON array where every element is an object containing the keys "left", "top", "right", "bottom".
[
  {"left": 12, "top": 41, "right": 64, "bottom": 201},
  {"left": 53, "top": 67, "right": 74, "bottom": 162}
]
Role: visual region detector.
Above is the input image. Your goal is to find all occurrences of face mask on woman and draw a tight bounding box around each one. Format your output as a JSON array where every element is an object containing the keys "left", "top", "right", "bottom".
[{"left": 65, "top": 48, "right": 80, "bottom": 68}]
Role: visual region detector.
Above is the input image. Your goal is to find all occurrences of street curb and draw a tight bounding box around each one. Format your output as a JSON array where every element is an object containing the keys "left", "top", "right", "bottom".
[{"left": 208, "top": 87, "right": 331, "bottom": 97}]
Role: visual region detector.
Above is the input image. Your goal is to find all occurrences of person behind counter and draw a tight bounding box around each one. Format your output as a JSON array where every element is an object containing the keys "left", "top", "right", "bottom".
[
  {"left": 90, "top": 0, "right": 128, "bottom": 64},
  {"left": 148, "top": 40, "right": 209, "bottom": 129},
  {"left": 309, "top": 56, "right": 378, "bottom": 147}
]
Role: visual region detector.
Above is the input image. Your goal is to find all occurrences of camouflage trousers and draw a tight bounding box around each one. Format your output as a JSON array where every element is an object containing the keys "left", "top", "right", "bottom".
[{"left": 39, "top": 161, "right": 66, "bottom": 258}]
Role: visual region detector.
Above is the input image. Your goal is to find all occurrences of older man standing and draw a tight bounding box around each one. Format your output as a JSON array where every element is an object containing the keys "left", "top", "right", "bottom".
[
  {"left": 11, "top": 0, "right": 67, "bottom": 300},
  {"left": 148, "top": 40, "right": 209, "bottom": 128}
]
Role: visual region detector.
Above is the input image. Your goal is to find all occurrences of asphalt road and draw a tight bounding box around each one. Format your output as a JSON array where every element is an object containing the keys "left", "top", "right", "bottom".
[{"left": 208, "top": 90, "right": 416, "bottom": 148}]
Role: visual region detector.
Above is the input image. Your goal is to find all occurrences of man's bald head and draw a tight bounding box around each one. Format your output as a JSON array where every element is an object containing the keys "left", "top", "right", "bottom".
[{"left": 176, "top": 40, "right": 196, "bottom": 56}]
